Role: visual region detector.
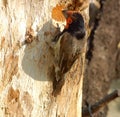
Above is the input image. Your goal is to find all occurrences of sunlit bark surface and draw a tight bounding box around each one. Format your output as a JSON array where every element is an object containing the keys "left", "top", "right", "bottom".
[{"left": 0, "top": 0, "right": 89, "bottom": 117}]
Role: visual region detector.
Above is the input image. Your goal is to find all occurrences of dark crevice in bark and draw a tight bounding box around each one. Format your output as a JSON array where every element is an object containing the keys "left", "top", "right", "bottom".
[
  {"left": 86, "top": 0, "right": 105, "bottom": 63},
  {"left": 52, "top": 77, "right": 65, "bottom": 96}
]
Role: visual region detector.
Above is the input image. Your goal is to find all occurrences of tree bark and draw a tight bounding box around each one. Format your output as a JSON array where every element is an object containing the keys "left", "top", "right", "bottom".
[
  {"left": 0, "top": 0, "right": 89, "bottom": 117},
  {"left": 83, "top": 0, "right": 120, "bottom": 116}
]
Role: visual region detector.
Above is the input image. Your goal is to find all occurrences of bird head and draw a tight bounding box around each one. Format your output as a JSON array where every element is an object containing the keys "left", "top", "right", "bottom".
[{"left": 62, "top": 10, "right": 86, "bottom": 40}]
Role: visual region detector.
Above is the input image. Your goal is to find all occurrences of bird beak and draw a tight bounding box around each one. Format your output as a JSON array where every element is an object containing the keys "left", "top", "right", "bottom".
[
  {"left": 62, "top": 10, "right": 69, "bottom": 18},
  {"left": 62, "top": 10, "right": 75, "bottom": 19}
]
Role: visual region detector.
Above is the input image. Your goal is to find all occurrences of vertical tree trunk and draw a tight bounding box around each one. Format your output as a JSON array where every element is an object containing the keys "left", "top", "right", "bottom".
[
  {"left": 0, "top": 0, "right": 89, "bottom": 117},
  {"left": 83, "top": 0, "right": 120, "bottom": 116}
]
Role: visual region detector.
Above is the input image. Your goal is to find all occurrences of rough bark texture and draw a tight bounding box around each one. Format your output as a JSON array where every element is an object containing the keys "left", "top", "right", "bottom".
[
  {"left": 0, "top": 1, "right": 58, "bottom": 116},
  {"left": 2, "top": 0, "right": 120, "bottom": 117},
  {"left": 0, "top": 0, "right": 89, "bottom": 117},
  {"left": 83, "top": 0, "right": 120, "bottom": 116}
]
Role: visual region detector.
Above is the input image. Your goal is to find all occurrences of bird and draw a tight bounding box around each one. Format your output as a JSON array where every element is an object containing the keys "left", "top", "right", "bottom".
[
  {"left": 52, "top": 10, "right": 86, "bottom": 75},
  {"left": 51, "top": 7, "right": 88, "bottom": 96},
  {"left": 52, "top": 6, "right": 86, "bottom": 81}
]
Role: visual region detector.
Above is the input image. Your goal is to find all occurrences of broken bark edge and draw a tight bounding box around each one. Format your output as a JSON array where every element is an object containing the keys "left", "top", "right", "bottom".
[{"left": 82, "top": 89, "right": 120, "bottom": 117}]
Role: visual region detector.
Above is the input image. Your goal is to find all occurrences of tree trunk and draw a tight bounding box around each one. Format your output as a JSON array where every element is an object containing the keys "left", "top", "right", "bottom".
[
  {"left": 83, "top": 0, "right": 120, "bottom": 116},
  {"left": 0, "top": 0, "right": 89, "bottom": 117}
]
